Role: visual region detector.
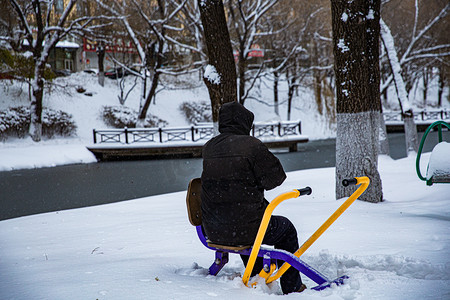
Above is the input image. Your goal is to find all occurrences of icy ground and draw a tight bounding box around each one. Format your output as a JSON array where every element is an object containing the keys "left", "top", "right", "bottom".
[{"left": 0, "top": 154, "right": 449, "bottom": 300}]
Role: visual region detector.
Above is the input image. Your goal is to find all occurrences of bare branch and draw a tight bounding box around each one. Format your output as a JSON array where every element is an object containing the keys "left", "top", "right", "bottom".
[{"left": 400, "top": 2, "right": 450, "bottom": 64}]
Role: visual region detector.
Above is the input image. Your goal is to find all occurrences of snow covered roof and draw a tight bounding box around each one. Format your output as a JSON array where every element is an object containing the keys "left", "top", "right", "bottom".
[
  {"left": 21, "top": 39, "right": 80, "bottom": 49},
  {"left": 56, "top": 40, "right": 79, "bottom": 49}
]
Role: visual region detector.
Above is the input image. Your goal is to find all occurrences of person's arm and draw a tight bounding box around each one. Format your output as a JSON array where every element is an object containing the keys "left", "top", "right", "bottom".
[{"left": 253, "top": 141, "right": 287, "bottom": 191}]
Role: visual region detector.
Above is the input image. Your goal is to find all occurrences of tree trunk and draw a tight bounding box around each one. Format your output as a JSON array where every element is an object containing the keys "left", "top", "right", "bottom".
[
  {"left": 314, "top": 73, "right": 323, "bottom": 115},
  {"left": 437, "top": 66, "right": 444, "bottom": 107},
  {"left": 97, "top": 45, "right": 105, "bottom": 87},
  {"left": 286, "top": 68, "right": 297, "bottom": 121},
  {"left": 198, "top": 0, "right": 237, "bottom": 131},
  {"left": 29, "top": 40, "right": 46, "bottom": 142},
  {"left": 30, "top": 74, "right": 43, "bottom": 142},
  {"left": 422, "top": 68, "right": 428, "bottom": 107},
  {"left": 403, "top": 110, "right": 419, "bottom": 154},
  {"left": 312, "top": 40, "right": 323, "bottom": 115},
  {"left": 378, "top": 107, "right": 390, "bottom": 156},
  {"left": 287, "top": 86, "right": 294, "bottom": 121},
  {"left": 138, "top": 70, "right": 160, "bottom": 127},
  {"left": 273, "top": 71, "right": 279, "bottom": 116},
  {"left": 238, "top": 53, "right": 246, "bottom": 105},
  {"left": 323, "top": 78, "right": 337, "bottom": 125},
  {"left": 331, "top": 0, "right": 383, "bottom": 203}
]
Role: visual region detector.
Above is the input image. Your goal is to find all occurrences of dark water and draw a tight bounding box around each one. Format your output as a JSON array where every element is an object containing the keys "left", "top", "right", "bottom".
[{"left": 0, "top": 132, "right": 448, "bottom": 221}]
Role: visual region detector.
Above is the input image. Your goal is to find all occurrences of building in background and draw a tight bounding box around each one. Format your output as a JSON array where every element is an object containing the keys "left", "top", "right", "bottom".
[
  {"left": 48, "top": 40, "right": 80, "bottom": 73},
  {"left": 81, "top": 38, "right": 139, "bottom": 72}
]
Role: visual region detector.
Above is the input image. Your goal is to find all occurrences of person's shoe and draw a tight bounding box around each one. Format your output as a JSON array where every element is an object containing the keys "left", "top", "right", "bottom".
[{"left": 296, "top": 283, "right": 307, "bottom": 293}]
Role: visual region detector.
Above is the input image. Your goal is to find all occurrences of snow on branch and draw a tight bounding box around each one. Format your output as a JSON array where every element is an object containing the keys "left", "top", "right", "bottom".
[
  {"left": 380, "top": 18, "right": 411, "bottom": 112},
  {"left": 380, "top": 2, "right": 450, "bottom": 95},
  {"left": 9, "top": 0, "right": 34, "bottom": 42},
  {"left": 404, "top": 52, "right": 450, "bottom": 64},
  {"left": 400, "top": 2, "right": 450, "bottom": 65}
]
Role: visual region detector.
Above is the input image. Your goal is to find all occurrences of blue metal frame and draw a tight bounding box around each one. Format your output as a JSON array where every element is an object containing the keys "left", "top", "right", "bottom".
[{"left": 196, "top": 226, "right": 347, "bottom": 291}]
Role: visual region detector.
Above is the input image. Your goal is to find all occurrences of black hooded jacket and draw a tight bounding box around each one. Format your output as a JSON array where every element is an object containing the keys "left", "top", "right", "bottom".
[{"left": 200, "top": 102, "right": 287, "bottom": 246}]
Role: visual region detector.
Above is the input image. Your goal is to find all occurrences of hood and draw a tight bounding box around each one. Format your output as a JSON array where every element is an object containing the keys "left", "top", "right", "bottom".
[{"left": 218, "top": 102, "right": 254, "bottom": 135}]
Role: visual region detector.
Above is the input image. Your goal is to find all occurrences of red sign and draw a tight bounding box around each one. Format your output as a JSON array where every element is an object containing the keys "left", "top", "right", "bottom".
[
  {"left": 233, "top": 44, "right": 264, "bottom": 59},
  {"left": 83, "top": 38, "right": 136, "bottom": 54},
  {"left": 249, "top": 44, "right": 264, "bottom": 57}
]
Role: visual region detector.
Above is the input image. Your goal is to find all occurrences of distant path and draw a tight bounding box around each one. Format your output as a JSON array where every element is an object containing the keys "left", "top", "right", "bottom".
[{"left": 0, "top": 132, "right": 448, "bottom": 221}]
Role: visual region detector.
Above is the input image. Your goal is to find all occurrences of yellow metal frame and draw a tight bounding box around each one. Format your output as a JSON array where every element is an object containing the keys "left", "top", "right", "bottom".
[{"left": 242, "top": 176, "right": 370, "bottom": 287}]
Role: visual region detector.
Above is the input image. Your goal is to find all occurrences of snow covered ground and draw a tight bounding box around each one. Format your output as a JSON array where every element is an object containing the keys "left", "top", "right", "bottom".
[
  {"left": 0, "top": 154, "right": 449, "bottom": 300},
  {"left": 1, "top": 72, "right": 449, "bottom": 299}
]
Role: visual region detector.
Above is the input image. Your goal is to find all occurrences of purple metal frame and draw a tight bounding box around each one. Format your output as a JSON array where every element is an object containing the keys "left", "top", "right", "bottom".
[{"left": 196, "top": 226, "right": 347, "bottom": 291}]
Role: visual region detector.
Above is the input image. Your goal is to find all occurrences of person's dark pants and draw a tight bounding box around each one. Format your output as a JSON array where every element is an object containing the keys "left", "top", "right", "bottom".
[{"left": 240, "top": 215, "right": 303, "bottom": 294}]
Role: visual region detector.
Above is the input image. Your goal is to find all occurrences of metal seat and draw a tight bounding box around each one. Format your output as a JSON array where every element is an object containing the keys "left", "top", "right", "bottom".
[{"left": 416, "top": 121, "right": 450, "bottom": 185}]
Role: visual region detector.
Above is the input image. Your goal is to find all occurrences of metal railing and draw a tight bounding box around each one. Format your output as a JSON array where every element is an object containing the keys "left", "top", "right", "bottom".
[
  {"left": 383, "top": 109, "right": 450, "bottom": 122},
  {"left": 93, "top": 121, "right": 302, "bottom": 144}
]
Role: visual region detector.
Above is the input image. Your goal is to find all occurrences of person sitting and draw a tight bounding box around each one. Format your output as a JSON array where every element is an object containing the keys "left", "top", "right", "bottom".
[{"left": 200, "top": 101, "right": 306, "bottom": 294}]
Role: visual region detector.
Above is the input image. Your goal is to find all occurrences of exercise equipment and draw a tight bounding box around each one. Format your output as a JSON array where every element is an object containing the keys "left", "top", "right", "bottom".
[
  {"left": 186, "top": 176, "right": 370, "bottom": 291},
  {"left": 416, "top": 121, "right": 450, "bottom": 185}
]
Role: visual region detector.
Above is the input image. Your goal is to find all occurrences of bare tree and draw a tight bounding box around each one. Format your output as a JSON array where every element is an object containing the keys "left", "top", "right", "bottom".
[
  {"left": 4, "top": 0, "right": 95, "bottom": 141},
  {"left": 380, "top": 1, "right": 450, "bottom": 99},
  {"left": 95, "top": 0, "right": 187, "bottom": 127},
  {"left": 331, "top": 0, "right": 383, "bottom": 203},
  {"left": 226, "top": 0, "right": 278, "bottom": 105},
  {"left": 379, "top": 1, "right": 450, "bottom": 153},
  {"left": 198, "top": 0, "right": 237, "bottom": 132},
  {"left": 261, "top": 0, "right": 335, "bottom": 122},
  {"left": 167, "top": 0, "right": 208, "bottom": 69}
]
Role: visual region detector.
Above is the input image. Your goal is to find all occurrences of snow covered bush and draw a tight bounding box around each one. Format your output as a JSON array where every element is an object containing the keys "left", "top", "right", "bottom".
[
  {"left": 42, "top": 109, "right": 77, "bottom": 138},
  {"left": 0, "top": 106, "right": 76, "bottom": 140},
  {"left": 0, "top": 107, "right": 28, "bottom": 139},
  {"left": 102, "top": 105, "right": 168, "bottom": 128},
  {"left": 179, "top": 101, "right": 212, "bottom": 124}
]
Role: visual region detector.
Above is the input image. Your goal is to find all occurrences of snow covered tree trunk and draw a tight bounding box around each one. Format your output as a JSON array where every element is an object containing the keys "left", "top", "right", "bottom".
[
  {"left": 331, "top": 0, "right": 383, "bottom": 203},
  {"left": 29, "top": 32, "right": 45, "bottom": 141},
  {"left": 30, "top": 72, "right": 44, "bottom": 142},
  {"left": 380, "top": 18, "right": 419, "bottom": 154},
  {"left": 198, "top": 0, "right": 237, "bottom": 133}
]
